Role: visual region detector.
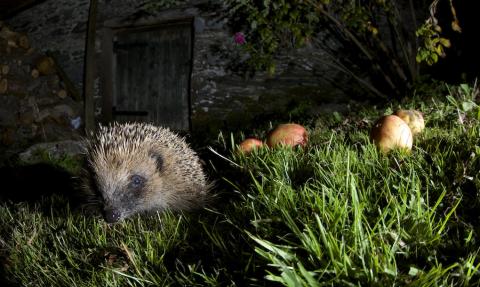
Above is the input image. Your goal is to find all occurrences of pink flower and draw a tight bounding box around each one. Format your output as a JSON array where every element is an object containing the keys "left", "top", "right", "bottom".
[{"left": 234, "top": 32, "right": 246, "bottom": 45}]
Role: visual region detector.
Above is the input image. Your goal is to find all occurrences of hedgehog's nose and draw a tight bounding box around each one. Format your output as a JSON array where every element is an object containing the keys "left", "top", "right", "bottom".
[{"left": 103, "top": 208, "right": 121, "bottom": 223}]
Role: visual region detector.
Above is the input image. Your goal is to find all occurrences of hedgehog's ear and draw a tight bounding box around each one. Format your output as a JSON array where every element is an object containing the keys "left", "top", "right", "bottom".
[{"left": 149, "top": 151, "right": 163, "bottom": 172}]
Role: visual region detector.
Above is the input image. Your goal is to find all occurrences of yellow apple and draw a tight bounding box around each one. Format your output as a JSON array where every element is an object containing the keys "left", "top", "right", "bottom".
[
  {"left": 370, "top": 115, "right": 413, "bottom": 153},
  {"left": 394, "top": 109, "right": 425, "bottom": 135}
]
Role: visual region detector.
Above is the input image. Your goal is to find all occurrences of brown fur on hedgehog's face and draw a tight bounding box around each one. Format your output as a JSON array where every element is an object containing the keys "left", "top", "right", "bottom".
[
  {"left": 91, "top": 146, "right": 168, "bottom": 223},
  {"left": 87, "top": 123, "right": 208, "bottom": 223}
]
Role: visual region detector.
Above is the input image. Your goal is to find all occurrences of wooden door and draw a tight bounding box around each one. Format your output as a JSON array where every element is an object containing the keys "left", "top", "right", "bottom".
[{"left": 111, "top": 21, "right": 192, "bottom": 131}]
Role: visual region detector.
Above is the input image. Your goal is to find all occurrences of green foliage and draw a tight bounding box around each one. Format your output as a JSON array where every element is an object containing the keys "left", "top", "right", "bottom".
[
  {"left": 228, "top": 81, "right": 480, "bottom": 285},
  {"left": 228, "top": 0, "right": 320, "bottom": 74},
  {"left": 415, "top": 22, "right": 451, "bottom": 65},
  {"left": 227, "top": 0, "right": 425, "bottom": 99},
  {"left": 0, "top": 199, "right": 188, "bottom": 286},
  {"left": 415, "top": 0, "right": 461, "bottom": 65},
  {"left": 2, "top": 83, "right": 480, "bottom": 285}
]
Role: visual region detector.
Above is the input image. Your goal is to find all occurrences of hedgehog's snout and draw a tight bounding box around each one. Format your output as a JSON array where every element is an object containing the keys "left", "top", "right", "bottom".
[{"left": 103, "top": 207, "right": 121, "bottom": 223}]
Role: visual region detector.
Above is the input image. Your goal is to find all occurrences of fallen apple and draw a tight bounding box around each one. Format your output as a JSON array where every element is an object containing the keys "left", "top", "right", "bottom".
[
  {"left": 238, "top": 138, "right": 264, "bottom": 154},
  {"left": 370, "top": 115, "right": 413, "bottom": 153},
  {"left": 266, "top": 123, "right": 308, "bottom": 148},
  {"left": 394, "top": 109, "right": 425, "bottom": 135}
]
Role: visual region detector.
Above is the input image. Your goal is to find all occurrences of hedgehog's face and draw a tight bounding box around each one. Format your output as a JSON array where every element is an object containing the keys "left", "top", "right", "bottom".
[
  {"left": 87, "top": 122, "right": 207, "bottom": 223},
  {"left": 90, "top": 147, "right": 169, "bottom": 223}
]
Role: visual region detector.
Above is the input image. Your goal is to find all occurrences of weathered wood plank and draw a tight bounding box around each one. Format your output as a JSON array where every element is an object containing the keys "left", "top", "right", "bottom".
[
  {"left": 112, "top": 21, "right": 192, "bottom": 130},
  {"left": 84, "top": 0, "right": 98, "bottom": 133}
]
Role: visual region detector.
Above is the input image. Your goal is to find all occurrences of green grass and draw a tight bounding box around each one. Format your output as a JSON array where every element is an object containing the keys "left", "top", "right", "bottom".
[{"left": 2, "top": 83, "right": 480, "bottom": 286}]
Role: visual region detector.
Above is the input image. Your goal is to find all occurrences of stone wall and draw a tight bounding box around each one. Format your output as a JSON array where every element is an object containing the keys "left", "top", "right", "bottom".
[
  {"left": 0, "top": 22, "right": 83, "bottom": 163},
  {"left": 6, "top": 0, "right": 347, "bottom": 137}
]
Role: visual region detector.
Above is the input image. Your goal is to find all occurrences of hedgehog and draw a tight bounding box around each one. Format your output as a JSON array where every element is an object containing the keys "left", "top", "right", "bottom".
[{"left": 84, "top": 122, "right": 209, "bottom": 223}]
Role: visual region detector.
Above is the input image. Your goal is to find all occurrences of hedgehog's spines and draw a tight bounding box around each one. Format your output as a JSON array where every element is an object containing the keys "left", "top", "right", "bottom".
[{"left": 85, "top": 122, "right": 208, "bottom": 222}]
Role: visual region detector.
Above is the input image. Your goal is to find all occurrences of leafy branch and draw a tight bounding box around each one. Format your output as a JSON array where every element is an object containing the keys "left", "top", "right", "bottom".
[
  {"left": 226, "top": 0, "right": 427, "bottom": 99},
  {"left": 416, "top": 0, "right": 461, "bottom": 65}
]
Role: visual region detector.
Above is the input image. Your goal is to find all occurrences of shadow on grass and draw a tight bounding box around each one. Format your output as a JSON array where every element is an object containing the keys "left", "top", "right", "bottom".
[
  {"left": 0, "top": 163, "right": 88, "bottom": 218},
  {"left": 0, "top": 163, "right": 86, "bottom": 286},
  {"left": 0, "top": 244, "right": 16, "bottom": 287},
  {"left": 0, "top": 163, "right": 77, "bottom": 202}
]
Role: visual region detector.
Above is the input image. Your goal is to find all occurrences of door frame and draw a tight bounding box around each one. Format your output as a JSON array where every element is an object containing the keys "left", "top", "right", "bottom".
[{"left": 101, "top": 17, "right": 195, "bottom": 131}]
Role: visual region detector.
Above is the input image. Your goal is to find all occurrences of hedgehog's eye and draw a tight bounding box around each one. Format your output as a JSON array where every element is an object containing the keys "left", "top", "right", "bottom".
[{"left": 129, "top": 174, "right": 145, "bottom": 189}]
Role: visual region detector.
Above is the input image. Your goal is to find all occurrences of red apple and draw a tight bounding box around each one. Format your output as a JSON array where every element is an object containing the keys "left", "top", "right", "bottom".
[
  {"left": 370, "top": 115, "right": 413, "bottom": 153},
  {"left": 238, "top": 138, "right": 264, "bottom": 154},
  {"left": 266, "top": 123, "right": 308, "bottom": 148}
]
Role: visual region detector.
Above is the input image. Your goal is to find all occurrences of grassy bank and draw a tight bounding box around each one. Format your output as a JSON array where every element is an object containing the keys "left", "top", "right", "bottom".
[{"left": 2, "top": 83, "right": 480, "bottom": 286}]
